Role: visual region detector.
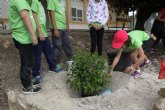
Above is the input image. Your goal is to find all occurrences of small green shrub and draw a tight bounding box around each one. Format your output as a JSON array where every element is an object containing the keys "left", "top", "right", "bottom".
[{"left": 67, "top": 49, "right": 112, "bottom": 96}]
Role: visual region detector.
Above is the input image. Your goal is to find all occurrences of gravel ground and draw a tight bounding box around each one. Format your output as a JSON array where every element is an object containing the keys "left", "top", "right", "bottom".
[{"left": 0, "top": 34, "right": 164, "bottom": 110}]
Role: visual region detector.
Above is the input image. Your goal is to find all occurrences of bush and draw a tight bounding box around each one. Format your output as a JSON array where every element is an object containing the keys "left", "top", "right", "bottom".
[{"left": 67, "top": 49, "right": 112, "bottom": 96}]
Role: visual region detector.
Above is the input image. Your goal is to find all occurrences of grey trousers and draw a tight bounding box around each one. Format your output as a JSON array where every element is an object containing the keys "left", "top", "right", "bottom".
[{"left": 51, "top": 29, "right": 73, "bottom": 65}]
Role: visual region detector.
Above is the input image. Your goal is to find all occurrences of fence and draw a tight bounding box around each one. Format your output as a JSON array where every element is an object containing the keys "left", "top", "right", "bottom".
[
  {"left": 0, "top": 0, "right": 132, "bottom": 30},
  {"left": 0, "top": 0, "right": 8, "bottom": 29}
]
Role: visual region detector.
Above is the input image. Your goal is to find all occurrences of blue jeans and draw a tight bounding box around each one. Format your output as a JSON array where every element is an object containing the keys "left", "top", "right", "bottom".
[
  {"left": 51, "top": 29, "right": 73, "bottom": 65},
  {"left": 32, "top": 37, "right": 55, "bottom": 77}
]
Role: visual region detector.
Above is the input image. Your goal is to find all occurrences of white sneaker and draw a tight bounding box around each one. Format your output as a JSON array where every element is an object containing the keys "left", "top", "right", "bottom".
[{"left": 66, "top": 61, "right": 74, "bottom": 72}]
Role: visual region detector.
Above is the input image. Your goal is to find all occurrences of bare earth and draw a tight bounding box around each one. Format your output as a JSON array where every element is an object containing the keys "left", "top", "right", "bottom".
[{"left": 0, "top": 34, "right": 164, "bottom": 110}]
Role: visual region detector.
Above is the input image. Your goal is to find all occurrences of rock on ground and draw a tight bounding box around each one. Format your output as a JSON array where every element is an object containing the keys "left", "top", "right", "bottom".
[{"left": 7, "top": 66, "right": 165, "bottom": 110}]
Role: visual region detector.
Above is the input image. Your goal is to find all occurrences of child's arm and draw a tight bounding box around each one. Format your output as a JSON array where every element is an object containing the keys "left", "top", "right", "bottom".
[
  {"left": 86, "top": 5, "right": 98, "bottom": 30},
  {"left": 109, "top": 49, "right": 122, "bottom": 75},
  {"left": 20, "top": 10, "right": 38, "bottom": 45},
  {"left": 32, "top": 12, "right": 45, "bottom": 41},
  {"left": 102, "top": 2, "right": 109, "bottom": 26},
  {"left": 49, "top": 10, "right": 60, "bottom": 37},
  {"left": 86, "top": 2, "right": 92, "bottom": 24},
  {"left": 133, "top": 47, "right": 146, "bottom": 68}
]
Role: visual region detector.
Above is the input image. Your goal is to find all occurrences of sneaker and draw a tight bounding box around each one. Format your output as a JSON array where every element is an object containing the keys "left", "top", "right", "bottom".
[
  {"left": 49, "top": 64, "right": 64, "bottom": 73},
  {"left": 140, "top": 59, "right": 151, "bottom": 68},
  {"left": 131, "top": 70, "right": 141, "bottom": 77},
  {"left": 32, "top": 75, "right": 42, "bottom": 86},
  {"left": 66, "top": 61, "right": 74, "bottom": 66},
  {"left": 66, "top": 61, "right": 74, "bottom": 72},
  {"left": 150, "top": 48, "right": 156, "bottom": 53},
  {"left": 23, "top": 86, "right": 41, "bottom": 94}
]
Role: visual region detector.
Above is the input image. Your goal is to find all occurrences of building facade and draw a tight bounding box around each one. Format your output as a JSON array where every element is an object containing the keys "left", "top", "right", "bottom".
[{"left": 0, "top": 0, "right": 131, "bottom": 30}]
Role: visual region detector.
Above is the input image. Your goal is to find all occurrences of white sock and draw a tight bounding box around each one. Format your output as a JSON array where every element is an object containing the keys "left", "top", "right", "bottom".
[
  {"left": 145, "top": 59, "right": 150, "bottom": 63},
  {"left": 136, "top": 68, "right": 141, "bottom": 73}
]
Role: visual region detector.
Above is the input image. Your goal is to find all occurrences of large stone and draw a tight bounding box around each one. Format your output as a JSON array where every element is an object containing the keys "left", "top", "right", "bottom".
[
  {"left": 7, "top": 70, "right": 165, "bottom": 110},
  {"left": 154, "top": 98, "right": 165, "bottom": 110},
  {"left": 158, "top": 88, "right": 165, "bottom": 97}
]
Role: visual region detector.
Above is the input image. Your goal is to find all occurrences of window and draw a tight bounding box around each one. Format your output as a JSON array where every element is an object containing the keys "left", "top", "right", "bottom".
[
  {"left": 77, "top": 10, "right": 82, "bottom": 21},
  {"left": 71, "top": 8, "right": 83, "bottom": 21}
]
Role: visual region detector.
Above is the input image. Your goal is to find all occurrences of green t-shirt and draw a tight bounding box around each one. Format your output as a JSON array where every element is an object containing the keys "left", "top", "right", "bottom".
[
  {"left": 8, "top": 0, "right": 36, "bottom": 44},
  {"left": 31, "top": 0, "right": 48, "bottom": 37},
  {"left": 122, "top": 30, "right": 150, "bottom": 51},
  {"left": 47, "top": 0, "right": 66, "bottom": 29}
]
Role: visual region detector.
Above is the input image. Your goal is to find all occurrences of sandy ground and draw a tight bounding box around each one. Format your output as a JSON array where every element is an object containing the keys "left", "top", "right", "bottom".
[
  {"left": 0, "top": 34, "right": 165, "bottom": 110},
  {"left": 7, "top": 65, "right": 165, "bottom": 110}
]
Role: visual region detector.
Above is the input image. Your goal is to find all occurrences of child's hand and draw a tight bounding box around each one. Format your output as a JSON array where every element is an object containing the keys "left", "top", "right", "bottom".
[
  {"left": 54, "top": 29, "right": 60, "bottom": 37},
  {"left": 67, "top": 26, "right": 70, "bottom": 33},
  {"left": 91, "top": 23, "right": 97, "bottom": 29},
  {"left": 109, "top": 72, "right": 112, "bottom": 77},
  {"left": 109, "top": 70, "right": 113, "bottom": 77},
  {"left": 32, "top": 36, "right": 38, "bottom": 45},
  {"left": 39, "top": 33, "right": 45, "bottom": 41},
  {"left": 96, "top": 26, "right": 102, "bottom": 30},
  {"left": 105, "top": 73, "right": 112, "bottom": 81},
  {"left": 124, "top": 66, "right": 134, "bottom": 73}
]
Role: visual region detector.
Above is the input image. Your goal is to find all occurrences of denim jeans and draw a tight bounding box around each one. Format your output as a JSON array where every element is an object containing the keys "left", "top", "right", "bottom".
[
  {"left": 13, "top": 39, "right": 34, "bottom": 88},
  {"left": 51, "top": 29, "right": 73, "bottom": 65},
  {"left": 90, "top": 27, "right": 104, "bottom": 55},
  {"left": 32, "top": 37, "right": 55, "bottom": 77}
]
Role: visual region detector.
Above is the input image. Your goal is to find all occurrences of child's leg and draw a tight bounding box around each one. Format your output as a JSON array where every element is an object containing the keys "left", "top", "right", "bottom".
[
  {"left": 130, "top": 49, "right": 138, "bottom": 65},
  {"left": 51, "top": 29, "right": 62, "bottom": 65},
  {"left": 130, "top": 49, "right": 150, "bottom": 66},
  {"left": 144, "top": 55, "right": 148, "bottom": 61},
  {"left": 139, "top": 54, "right": 151, "bottom": 68},
  {"left": 42, "top": 37, "right": 55, "bottom": 69},
  {"left": 97, "top": 28, "right": 104, "bottom": 56},
  {"left": 130, "top": 50, "right": 142, "bottom": 76},
  {"left": 61, "top": 30, "right": 73, "bottom": 61},
  {"left": 90, "top": 27, "right": 97, "bottom": 54},
  {"left": 32, "top": 39, "right": 43, "bottom": 78},
  {"left": 14, "top": 39, "right": 34, "bottom": 88}
]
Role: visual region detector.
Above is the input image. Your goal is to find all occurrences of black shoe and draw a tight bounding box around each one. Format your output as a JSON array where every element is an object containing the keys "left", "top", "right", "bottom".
[
  {"left": 23, "top": 86, "right": 41, "bottom": 94},
  {"left": 32, "top": 75, "right": 42, "bottom": 86},
  {"left": 150, "top": 48, "right": 156, "bottom": 53}
]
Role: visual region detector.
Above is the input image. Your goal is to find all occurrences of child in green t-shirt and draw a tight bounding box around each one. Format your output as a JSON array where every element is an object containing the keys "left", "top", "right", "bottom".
[
  {"left": 110, "top": 30, "right": 151, "bottom": 77},
  {"left": 31, "top": 0, "right": 57, "bottom": 84},
  {"left": 47, "top": 0, "right": 73, "bottom": 72},
  {"left": 8, "top": 0, "right": 41, "bottom": 93}
]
